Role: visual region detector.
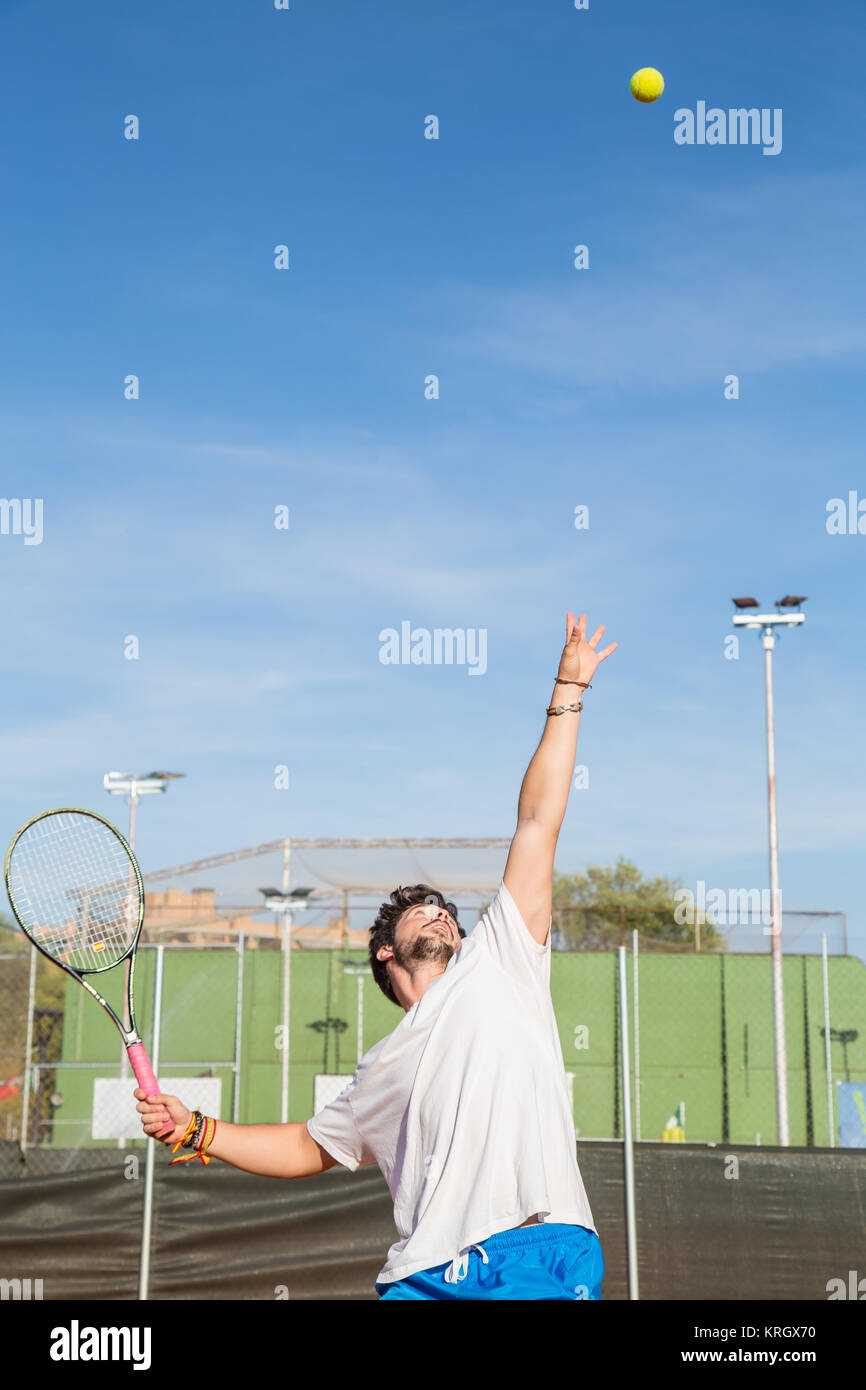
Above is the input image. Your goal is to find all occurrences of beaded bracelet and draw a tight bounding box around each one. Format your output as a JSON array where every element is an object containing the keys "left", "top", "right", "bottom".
[{"left": 184, "top": 1110, "right": 205, "bottom": 1149}]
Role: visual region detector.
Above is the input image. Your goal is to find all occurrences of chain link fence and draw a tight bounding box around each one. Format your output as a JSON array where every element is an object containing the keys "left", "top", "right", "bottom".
[
  {"left": 1, "top": 906, "right": 863, "bottom": 1179},
  {"left": 550, "top": 905, "right": 863, "bottom": 1148},
  {"left": 0, "top": 925, "right": 66, "bottom": 1153}
]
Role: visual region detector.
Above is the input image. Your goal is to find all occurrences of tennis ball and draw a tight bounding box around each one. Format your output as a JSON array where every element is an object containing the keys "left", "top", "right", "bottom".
[{"left": 630, "top": 67, "right": 665, "bottom": 103}]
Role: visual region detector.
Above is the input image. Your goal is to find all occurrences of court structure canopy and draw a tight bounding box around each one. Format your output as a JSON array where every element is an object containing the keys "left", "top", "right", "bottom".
[{"left": 139, "top": 837, "right": 513, "bottom": 945}]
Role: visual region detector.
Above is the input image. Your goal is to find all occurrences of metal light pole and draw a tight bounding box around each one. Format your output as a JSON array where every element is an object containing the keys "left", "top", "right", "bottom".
[
  {"left": 104, "top": 770, "right": 184, "bottom": 1147},
  {"left": 341, "top": 962, "right": 371, "bottom": 1067},
  {"left": 731, "top": 595, "right": 806, "bottom": 1147},
  {"left": 762, "top": 626, "right": 789, "bottom": 1147},
  {"left": 258, "top": 869, "right": 315, "bottom": 1123}
]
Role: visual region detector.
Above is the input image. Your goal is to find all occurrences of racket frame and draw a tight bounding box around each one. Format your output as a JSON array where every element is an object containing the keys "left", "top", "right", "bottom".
[{"left": 4, "top": 806, "right": 149, "bottom": 1052}]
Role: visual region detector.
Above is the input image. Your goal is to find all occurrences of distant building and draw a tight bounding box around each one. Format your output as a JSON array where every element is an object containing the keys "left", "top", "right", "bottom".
[{"left": 143, "top": 886, "right": 370, "bottom": 949}]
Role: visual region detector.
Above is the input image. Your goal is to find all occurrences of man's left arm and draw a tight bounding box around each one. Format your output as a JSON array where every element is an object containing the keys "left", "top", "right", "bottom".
[{"left": 503, "top": 611, "right": 617, "bottom": 945}]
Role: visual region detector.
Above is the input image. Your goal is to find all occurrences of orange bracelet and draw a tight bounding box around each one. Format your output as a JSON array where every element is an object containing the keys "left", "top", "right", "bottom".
[
  {"left": 168, "top": 1112, "right": 197, "bottom": 1162},
  {"left": 170, "top": 1112, "right": 214, "bottom": 1166}
]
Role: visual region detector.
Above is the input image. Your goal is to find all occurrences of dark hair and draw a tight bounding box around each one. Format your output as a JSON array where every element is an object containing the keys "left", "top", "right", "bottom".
[{"left": 368, "top": 884, "right": 464, "bottom": 1005}]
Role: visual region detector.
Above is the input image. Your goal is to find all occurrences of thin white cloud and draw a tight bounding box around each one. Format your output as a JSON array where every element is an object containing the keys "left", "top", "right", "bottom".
[{"left": 414, "top": 172, "right": 866, "bottom": 393}]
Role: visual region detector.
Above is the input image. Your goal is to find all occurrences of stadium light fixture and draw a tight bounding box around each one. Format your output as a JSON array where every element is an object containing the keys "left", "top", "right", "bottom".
[
  {"left": 257, "top": 887, "right": 315, "bottom": 914},
  {"left": 730, "top": 593, "right": 807, "bottom": 1148},
  {"left": 104, "top": 770, "right": 185, "bottom": 851}
]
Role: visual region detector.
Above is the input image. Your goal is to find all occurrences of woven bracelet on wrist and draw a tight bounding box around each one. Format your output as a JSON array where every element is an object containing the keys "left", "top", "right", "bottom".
[
  {"left": 170, "top": 1112, "right": 198, "bottom": 1164},
  {"left": 198, "top": 1116, "right": 216, "bottom": 1163},
  {"left": 170, "top": 1112, "right": 213, "bottom": 1166},
  {"left": 173, "top": 1112, "right": 197, "bottom": 1148}
]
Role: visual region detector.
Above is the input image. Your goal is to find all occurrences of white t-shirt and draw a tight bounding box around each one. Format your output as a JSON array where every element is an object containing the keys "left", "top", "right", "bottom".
[{"left": 305, "top": 879, "right": 597, "bottom": 1286}]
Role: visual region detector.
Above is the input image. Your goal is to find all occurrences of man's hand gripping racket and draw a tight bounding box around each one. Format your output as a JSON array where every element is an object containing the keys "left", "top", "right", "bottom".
[{"left": 134, "top": 1089, "right": 191, "bottom": 1144}]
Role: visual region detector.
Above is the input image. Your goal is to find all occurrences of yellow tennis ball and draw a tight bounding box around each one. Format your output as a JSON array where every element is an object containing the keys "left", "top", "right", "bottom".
[{"left": 630, "top": 67, "right": 665, "bottom": 103}]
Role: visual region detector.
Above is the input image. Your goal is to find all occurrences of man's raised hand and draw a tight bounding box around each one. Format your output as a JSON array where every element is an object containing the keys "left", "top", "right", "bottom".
[{"left": 557, "top": 611, "right": 618, "bottom": 687}]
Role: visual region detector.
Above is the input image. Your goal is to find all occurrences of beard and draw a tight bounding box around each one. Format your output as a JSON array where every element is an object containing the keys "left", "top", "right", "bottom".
[{"left": 392, "top": 929, "right": 455, "bottom": 973}]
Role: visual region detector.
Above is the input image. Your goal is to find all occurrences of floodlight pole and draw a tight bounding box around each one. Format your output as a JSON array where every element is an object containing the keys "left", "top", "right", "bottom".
[
  {"left": 762, "top": 628, "right": 789, "bottom": 1148},
  {"left": 732, "top": 606, "right": 804, "bottom": 1148},
  {"left": 341, "top": 963, "right": 370, "bottom": 1067},
  {"left": 260, "top": 866, "right": 315, "bottom": 1124},
  {"left": 104, "top": 770, "right": 184, "bottom": 1148}
]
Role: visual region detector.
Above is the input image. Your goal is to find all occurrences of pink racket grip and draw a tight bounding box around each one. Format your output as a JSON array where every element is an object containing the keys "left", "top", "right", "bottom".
[{"left": 128, "top": 1043, "right": 173, "bottom": 1139}]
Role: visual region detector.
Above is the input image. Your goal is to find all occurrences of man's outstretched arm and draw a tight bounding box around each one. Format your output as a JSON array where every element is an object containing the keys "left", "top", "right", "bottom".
[
  {"left": 503, "top": 611, "right": 617, "bottom": 945},
  {"left": 135, "top": 1088, "right": 339, "bottom": 1178}
]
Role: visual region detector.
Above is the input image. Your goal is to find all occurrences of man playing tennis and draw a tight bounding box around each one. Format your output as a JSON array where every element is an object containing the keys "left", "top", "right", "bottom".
[{"left": 137, "top": 610, "right": 616, "bottom": 1300}]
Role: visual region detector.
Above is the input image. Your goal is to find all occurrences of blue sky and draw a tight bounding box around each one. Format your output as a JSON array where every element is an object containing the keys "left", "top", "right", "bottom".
[{"left": 0, "top": 1, "right": 863, "bottom": 955}]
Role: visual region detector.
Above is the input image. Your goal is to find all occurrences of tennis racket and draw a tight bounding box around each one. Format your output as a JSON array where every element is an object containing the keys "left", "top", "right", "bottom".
[{"left": 4, "top": 806, "right": 172, "bottom": 1138}]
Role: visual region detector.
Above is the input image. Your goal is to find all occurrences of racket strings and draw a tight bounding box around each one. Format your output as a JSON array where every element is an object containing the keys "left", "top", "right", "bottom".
[{"left": 7, "top": 811, "right": 141, "bottom": 972}]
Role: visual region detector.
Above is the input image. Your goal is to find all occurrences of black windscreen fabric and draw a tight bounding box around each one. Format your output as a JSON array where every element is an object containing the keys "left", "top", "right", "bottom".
[
  {"left": 148, "top": 1162, "right": 394, "bottom": 1301},
  {"left": 1, "top": 1142, "right": 864, "bottom": 1300},
  {"left": 581, "top": 1142, "right": 866, "bottom": 1301},
  {"left": 628, "top": 1144, "right": 866, "bottom": 1301},
  {"left": 0, "top": 1161, "right": 142, "bottom": 1300}
]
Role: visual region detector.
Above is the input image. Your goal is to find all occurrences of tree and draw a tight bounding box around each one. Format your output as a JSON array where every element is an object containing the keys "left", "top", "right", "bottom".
[{"left": 551, "top": 857, "right": 725, "bottom": 952}]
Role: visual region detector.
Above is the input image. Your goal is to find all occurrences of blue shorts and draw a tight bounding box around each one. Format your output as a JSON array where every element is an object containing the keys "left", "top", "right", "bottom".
[{"left": 376, "top": 1223, "right": 603, "bottom": 1301}]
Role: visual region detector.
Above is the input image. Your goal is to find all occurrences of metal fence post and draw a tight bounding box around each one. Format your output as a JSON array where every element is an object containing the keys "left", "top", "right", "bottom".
[
  {"left": 138, "top": 944, "right": 165, "bottom": 1301},
  {"left": 281, "top": 842, "right": 291, "bottom": 1123},
  {"left": 618, "top": 945, "right": 639, "bottom": 1300},
  {"left": 234, "top": 933, "right": 245, "bottom": 1124},
  {"left": 632, "top": 929, "right": 640, "bottom": 1142},
  {"left": 821, "top": 933, "right": 835, "bottom": 1148},
  {"left": 19, "top": 944, "right": 37, "bottom": 1151}
]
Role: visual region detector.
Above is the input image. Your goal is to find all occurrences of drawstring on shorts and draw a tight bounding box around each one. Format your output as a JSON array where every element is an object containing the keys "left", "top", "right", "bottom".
[{"left": 444, "top": 1243, "right": 489, "bottom": 1284}]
